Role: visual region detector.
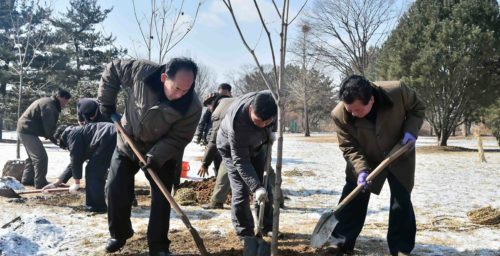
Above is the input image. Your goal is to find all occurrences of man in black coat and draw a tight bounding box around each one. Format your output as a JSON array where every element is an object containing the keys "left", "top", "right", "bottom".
[
  {"left": 43, "top": 122, "right": 116, "bottom": 213},
  {"left": 216, "top": 90, "right": 277, "bottom": 238}
]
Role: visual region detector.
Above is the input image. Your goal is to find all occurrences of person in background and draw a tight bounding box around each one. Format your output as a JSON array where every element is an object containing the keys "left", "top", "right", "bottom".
[
  {"left": 198, "top": 95, "right": 234, "bottom": 209},
  {"left": 76, "top": 98, "right": 110, "bottom": 125},
  {"left": 194, "top": 83, "right": 232, "bottom": 145},
  {"left": 17, "top": 88, "right": 71, "bottom": 189}
]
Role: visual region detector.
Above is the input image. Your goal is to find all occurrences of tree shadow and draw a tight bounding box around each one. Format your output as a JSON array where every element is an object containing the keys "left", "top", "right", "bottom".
[{"left": 283, "top": 188, "right": 340, "bottom": 197}]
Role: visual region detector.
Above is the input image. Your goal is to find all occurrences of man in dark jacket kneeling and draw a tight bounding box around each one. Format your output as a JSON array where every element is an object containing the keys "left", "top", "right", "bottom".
[{"left": 43, "top": 122, "right": 116, "bottom": 213}]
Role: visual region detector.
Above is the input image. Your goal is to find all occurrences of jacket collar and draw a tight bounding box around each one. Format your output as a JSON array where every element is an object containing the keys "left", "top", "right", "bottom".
[
  {"left": 51, "top": 96, "right": 62, "bottom": 112},
  {"left": 343, "top": 83, "right": 394, "bottom": 124}
]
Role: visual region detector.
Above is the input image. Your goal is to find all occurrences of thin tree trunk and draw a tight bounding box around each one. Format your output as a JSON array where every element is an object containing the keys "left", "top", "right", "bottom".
[
  {"left": 0, "top": 115, "right": 3, "bottom": 141},
  {"left": 304, "top": 102, "right": 310, "bottom": 137},
  {"left": 272, "top": 99, "right": 284, "bottom": 255},
  {"left": 16, "top": 67, "right": 23, "bottom": 159}
]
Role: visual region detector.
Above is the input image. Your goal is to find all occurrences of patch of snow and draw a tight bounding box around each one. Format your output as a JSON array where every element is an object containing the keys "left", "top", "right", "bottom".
[
  {"left": 0, "top": 215, "right": 65, "bottom": 255},
  {"left": 0, "top": 177, "right": 25, "bottom": 191}
]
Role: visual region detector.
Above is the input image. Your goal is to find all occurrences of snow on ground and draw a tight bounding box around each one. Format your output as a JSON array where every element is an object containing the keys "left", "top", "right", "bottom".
[{"left": 0, "top": 132, "right": 499, "bottom": 255}]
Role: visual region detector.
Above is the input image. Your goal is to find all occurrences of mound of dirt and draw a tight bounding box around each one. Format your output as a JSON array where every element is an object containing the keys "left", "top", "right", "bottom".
[
  {"left": 467, "top": 206, "right": 500, "bottom": 225},
  {"left": 176, "top": 177, "right": 231, "bottom": 205},
  {"left": 174, "top": 188, "right": 198, "bottom": 206},
  {"left": 283, "top": 168, "right": 316, "bottom": 177},
  {"left": 417, "top": 146, "right": 477, "bottom": 153},
  {"left": 115, "top": 230, "right": 319, "bottom": 256}
]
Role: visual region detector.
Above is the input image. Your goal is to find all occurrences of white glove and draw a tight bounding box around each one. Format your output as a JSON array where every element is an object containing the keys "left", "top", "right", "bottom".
[
  {"left": 255, "top": 187, "right": 268, "bottom": 204},
  {"left": 41, "top": 183, "right": 57, "bottom": 193},
  {"left": 69, "top": 183, "right": 80, "bottom": 194}
]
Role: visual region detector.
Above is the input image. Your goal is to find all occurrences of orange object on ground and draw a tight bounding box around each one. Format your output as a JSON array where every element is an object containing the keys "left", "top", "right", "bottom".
[{"left": 181, "top": 161, "right": 190, "bottom": 178}]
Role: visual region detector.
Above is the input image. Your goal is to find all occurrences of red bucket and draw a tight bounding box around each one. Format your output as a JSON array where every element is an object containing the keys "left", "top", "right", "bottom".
[{"left": 181, "top": 161, "right": 190, "bottom": 178}]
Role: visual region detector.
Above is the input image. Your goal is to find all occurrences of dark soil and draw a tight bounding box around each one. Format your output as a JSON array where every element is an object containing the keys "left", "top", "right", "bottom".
[
  {"left": 177, "top": 177, "right": 232, "bottom": 205},
  {"left": 112, "top": 230, "right": 322, "bottom": 256}
]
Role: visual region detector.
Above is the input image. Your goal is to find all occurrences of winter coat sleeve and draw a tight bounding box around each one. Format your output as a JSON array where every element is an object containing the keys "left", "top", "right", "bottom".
[
  {"left": 400, "top": 82, "right": 426, "bottom": 137},
  {"left": 98, "top": 60, "right": 136, "bottom": 107},
  {"left": 147, "top": 109, "right": 201, "bottom": 168},
  {"left": 228, "top": 127, "right": 262, "bottom": 192},
  {"left": 333, "top": 113, "right": 371, "bottom": 176},
  {"left": 201, "top": 141, "right": 218, "bottom": 168},
  {"left": 69, "top": 133, "right": 86, "bottom": 180},
  {"left": 40, "top": 102, "right": 59, "bottom": 140},
  {"left": 58, "top": 163, "right": 73, "bottom": 183},
  {"left": 196, "top": 111, "right": 212, "bottom": 137}
]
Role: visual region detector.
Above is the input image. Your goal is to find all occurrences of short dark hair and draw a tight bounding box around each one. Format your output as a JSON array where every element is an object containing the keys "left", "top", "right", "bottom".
[
  {"left": 165, "top": 57, "right": 199, "bottom": 81},
  {"left": 55, "top": 88, "right": 71, "bottom": 99},
  {"left": 251, "top": 91, "right": 277, "bottom": 121},
  {"left": 338, "top": 75, "right": 374, "bottom": 105},
  {"left": 54, "top": 125, "right": 72, "bottom": 149},
  {"left": 218, "top": 83, "right": 232, "bottom": 92}
]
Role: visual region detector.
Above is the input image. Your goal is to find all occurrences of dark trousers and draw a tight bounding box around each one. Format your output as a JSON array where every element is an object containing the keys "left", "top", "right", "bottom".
[
  {"left": 85, "top": 140, "right": 115, "bottom": 209},
  {"left": 223, "top": 148, "right": 273, "bottom": 237},
  {"left": 19, "top": 133, "right": 48, "bottom": 189},
  {"left": 106, "top": 149, "right": 176, "bottom": 252},
  {"left": 331, "top": 173, "right": 416, "bottom": 254}
]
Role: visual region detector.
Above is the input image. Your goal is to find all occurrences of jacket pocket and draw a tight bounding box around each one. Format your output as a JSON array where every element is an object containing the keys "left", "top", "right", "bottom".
[{"left": 137, "top": 106, "right": 172, "bottom": 142}]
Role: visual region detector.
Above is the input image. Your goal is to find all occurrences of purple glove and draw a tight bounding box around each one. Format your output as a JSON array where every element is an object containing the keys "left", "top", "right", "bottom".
[
  {"left": 357, "top": 170, "right": 370, "bottom": 191},
  {"left": 402, "top": 132, "right": 416, "bottom": 145}
]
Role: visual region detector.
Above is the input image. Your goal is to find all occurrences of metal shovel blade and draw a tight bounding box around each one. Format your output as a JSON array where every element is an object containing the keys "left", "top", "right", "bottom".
[
  {"left": 0, "top": 187, "right": 21, "bottom": 198},
  {"left": 310, "top": 209, "right": 338, "bottom": 248},
  {"left": 243, "top": 236, "right": 271, "bottom": 256},
  {"left": 243, "top": 236, "right": 258, "bottom": 256}
]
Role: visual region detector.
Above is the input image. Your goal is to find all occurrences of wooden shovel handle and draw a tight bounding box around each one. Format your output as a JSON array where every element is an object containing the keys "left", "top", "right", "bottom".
[
  {"left": 113, "top": 120, "right": 209, "bottom": 256},
  {"left": 335, "top": 141, "right": 414, "bottom": 213},
  {"left": 258, "top": 142, "right": 273, "bottom": 234},
  {"left": 17, "top": 188, "right": 70, "bottom": 195}
]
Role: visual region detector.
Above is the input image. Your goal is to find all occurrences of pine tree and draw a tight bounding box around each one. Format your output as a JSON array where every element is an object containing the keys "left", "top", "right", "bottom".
[
  {"left": 52, "top": 0, "right": 125, "bottom": 97},
  {"left": 376, "top": 0, "right": 500, "bottom": 146}
]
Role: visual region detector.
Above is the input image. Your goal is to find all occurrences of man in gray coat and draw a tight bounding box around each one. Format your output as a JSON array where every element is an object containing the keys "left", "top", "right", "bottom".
[
  {"left": 98, "top": 58, "right": 202, "bottom": 256},
  {"left": 17, "top": 88, "right": 71, "bottom": 189},
  {"left": 216, "top": 91, "right": 277, "bottom": 239}
]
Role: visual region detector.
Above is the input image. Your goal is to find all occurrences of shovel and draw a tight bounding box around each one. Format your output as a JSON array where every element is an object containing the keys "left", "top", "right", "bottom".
[
  {"left": 244, "top": 142, "right": 273, "bottom": 256},
  {"left": 0, "top": 187, "right": 70, "bottom": 198},
  {"left": 310, "top": 141, "right": 414, "bottom": 248},
  {"left": 112, "top": 117, "right": 209, "bottom": 256}
]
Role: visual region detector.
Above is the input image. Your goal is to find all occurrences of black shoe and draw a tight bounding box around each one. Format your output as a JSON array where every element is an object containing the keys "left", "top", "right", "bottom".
[
  {"left": 201, "top": 202, "right": 223, "bottom": 209},
  {"left": 85, "top": 205, "right": 107, "bottom": 213},
  {"left": 105, "top": 238, "right": 127, "bottom": 253},
  {"left": 21, "top": 180, "right": 34, "bottom": 186}
]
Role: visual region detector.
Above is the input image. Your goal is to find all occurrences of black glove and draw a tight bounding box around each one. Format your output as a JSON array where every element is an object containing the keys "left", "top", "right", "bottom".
[
  {"left": 100, "top": 104, "right": 116, "bottom": 118},
  {"left": 139, "top": 154, "right": 160, "bottom": 171}
]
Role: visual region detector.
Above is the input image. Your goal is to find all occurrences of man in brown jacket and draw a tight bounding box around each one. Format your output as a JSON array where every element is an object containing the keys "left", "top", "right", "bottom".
[
  {"left": 17, "top": 88, "right": 71, "bottom": 189},
  {"left": 98, "top": 58, "right": 202, "bottom": 256},
  {"left": 330, "top": 75, "right": 425, "bottom": 256}
]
